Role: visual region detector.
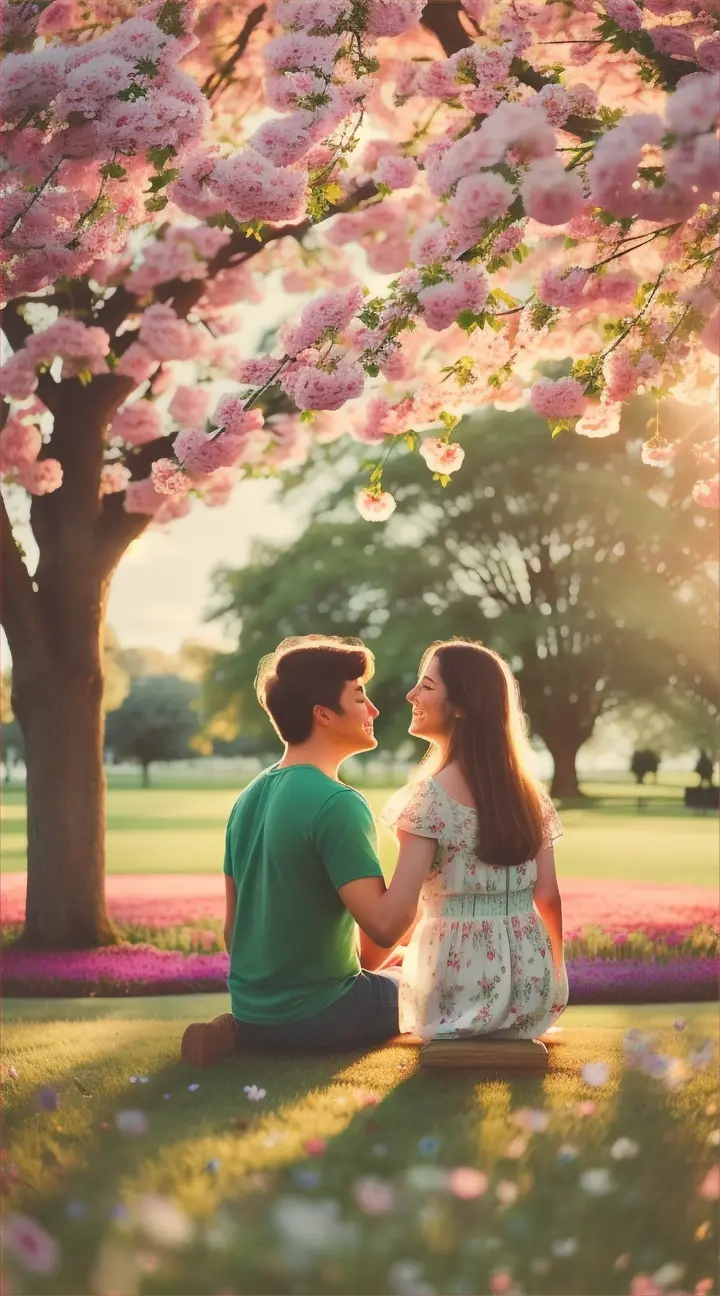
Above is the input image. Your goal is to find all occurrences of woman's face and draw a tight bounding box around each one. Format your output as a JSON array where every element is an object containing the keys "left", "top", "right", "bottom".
[{"left": 407, "top": 653, "right": 454, "bottom": 743}]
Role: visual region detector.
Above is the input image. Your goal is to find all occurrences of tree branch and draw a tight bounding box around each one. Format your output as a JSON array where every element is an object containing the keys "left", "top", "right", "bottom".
[{"left": 202, "top": 4, "right": 267, "bottom": 99}]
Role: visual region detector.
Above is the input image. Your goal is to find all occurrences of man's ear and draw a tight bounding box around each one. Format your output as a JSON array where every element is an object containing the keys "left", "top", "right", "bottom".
[{"left": 313, "top": 704, "right": 330, "bottom": 727}]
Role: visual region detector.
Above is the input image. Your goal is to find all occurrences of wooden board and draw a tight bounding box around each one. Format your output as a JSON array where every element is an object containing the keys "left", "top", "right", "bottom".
[{"left": 419, "top": 1037, "right": 549, "bottom": 1071}]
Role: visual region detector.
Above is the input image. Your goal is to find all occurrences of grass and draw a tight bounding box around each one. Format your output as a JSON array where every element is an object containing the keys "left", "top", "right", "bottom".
[
  {"left": 2, "top": 779, "right": 717, "bottom": 885},
  {"left": 2, "top": 998, "right": 718, "bottom": 1296}
]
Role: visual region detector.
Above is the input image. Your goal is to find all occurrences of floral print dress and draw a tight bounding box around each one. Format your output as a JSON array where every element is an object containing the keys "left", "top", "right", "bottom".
[{"left": 380, "top": 779, "right": 569, "bottom": 1042}]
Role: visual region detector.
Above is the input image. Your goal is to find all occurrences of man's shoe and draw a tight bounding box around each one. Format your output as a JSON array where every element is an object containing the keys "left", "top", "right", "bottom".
[{"left": 181, "top": 1014, "right": 240, "bottom": 1068}]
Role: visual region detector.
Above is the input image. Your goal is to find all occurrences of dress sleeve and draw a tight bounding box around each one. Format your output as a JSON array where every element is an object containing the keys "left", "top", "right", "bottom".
[
  {"left": 540, "top": 789, "right": 563, "bottom": 846},
  {"left": 379, "top": 780, "right": 449, "bottom": 844}
]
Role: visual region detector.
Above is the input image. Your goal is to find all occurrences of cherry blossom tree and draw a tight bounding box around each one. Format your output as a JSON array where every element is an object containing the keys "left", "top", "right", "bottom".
[{"left": 1, "top": 0, "right": 718, "bottom": 945}]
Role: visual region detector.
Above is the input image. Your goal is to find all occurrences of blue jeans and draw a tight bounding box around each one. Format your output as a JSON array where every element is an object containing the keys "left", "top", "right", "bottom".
[{"left": 234, "top": 970, "right": 400, "bottom": 1053}]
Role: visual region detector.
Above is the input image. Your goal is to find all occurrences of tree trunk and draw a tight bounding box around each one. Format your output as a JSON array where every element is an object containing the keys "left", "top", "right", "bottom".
[
  {"left": 16, "top": 661, "right": 116, "bottom": 948},
  {"left": 546, "top": 737, "right": 583, "bottom": 800},
  {"left": 142, "top": 762, "right": 150, "bottom": 789}
]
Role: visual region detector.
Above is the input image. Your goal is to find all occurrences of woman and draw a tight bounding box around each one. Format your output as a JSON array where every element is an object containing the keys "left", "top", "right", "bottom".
[{"left": 380, "top": 639, "right": 568, "bottom": 1041}]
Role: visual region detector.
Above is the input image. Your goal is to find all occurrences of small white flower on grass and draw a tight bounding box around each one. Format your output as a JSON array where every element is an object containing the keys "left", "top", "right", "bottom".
[
  {"left": 652, "top": 1262, "right": 685, "bottom": 1287},
  {"left": 579, "top": 1168, "right": 614, "bottom": 1196},
  {"left": 611, "top": 1137, "right": 639, "bottom": 1160},
  {"left": 243, "top": 1084, "right": 266, "bottom": 1101},
  {"left": 582, "top": 1061, "right": 610, "bottom": 1087},
  {"left": 511, "top": 1107, "right": 549, "bottom": 1132},
  {"left": 496, "top": 1180, "right": 519, "bottom": 1205},
  {"left": 352, "top": 1175, "right": 396, "bottom": 1215},
  {"left": 187, "top": 1083, "right": 200, "bottom": 1093},
  {"left": 131, "top": 1195, "right": 194, "bottom": 1247},
  {"left": 115, "top": 1110, "right": 148, "bottom": 1135},
  {"left": 551, "top": 1238, "right": 578, "bottom": 1258}
]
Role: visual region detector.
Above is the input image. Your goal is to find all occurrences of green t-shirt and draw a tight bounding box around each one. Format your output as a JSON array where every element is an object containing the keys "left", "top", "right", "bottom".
[{"left": 223, "top": 764, "right": 385, "bottom": 1024}]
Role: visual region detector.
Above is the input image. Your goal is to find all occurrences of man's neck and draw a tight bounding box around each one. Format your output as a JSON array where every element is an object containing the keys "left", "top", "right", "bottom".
[{"left": 277, "top": 739, "right": 344, "bottom": 781}]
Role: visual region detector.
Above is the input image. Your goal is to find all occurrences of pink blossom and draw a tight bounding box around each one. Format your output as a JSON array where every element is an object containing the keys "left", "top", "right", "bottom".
[
  {"left": 536, "top": 84, "right": 572, "bottom": 127},
  {"left": 0, "top": 353, "right": 38, "bottom": 400},
  {"left": 698, "top": 1165, "right": 720, "bottom": 1200},
  {"left": 2, "top": 1213, "right": 58, "bottom": 1275},
  {"left": 289, "top": 360, "right": 365, "bottom": 411},
  {"left": 696, "top": 33, "right": 720, "bottom": 72},
  {"left": 264, "top": 32, "right": 340, "bottom": 76},
  {"left": 17, "top": 459, "right": 63, "bottom": 495},
  {"left": 366, "top": 0, "right": 425, "bottom": 35},
  {"left": 174, "top": 427, "right": 248, "bottom": 475},
  {"left": 450, "top": 172, "right": 514, "bottom": 231},
  {"left": 168, "top": 386, "right": 211, "bottom": 429},
  {"left": 116, "top": 343, "right": 158, "bottom": 385},
  {"left": 139, "top": 304, "right": 196, "bottom": 363},
  {"left": 275, "top": 0, "right": 349, "bottom": 30},
  {"left": 604, "top": 349, "right": 659, "bottom": 402},
  {"left": 356, "top": 489, "right": 397, "bottom": 521},
  {"left": 123, "top": 478, "right": 165, "bottom": 515},
  {"left": 110, "top": 403, "right": 164, "bottom": 447},
  {"left": 641, "top": 439, "right": 675, "bottom": 467},
  {"left": 529, "top": 377, "right": 588, "bottom": 419},
  {"left": 603, "top": 0, "right": 643, "bottom": 29},
  {"left": 575, "top": 401, "right": 622, "bottom": 438},
  {"left": 36, "top": 0, "right": 82, "bottom": 33},
  {"left": 666, "top": 74, "right": 720, "bottom": 136},
  {"left": 151, "top": 459, "right": 191, "bottom": 496},
  {"left": 375, "top": 155, "right": 418, "bottom": 190},
  {"left": 251, "top": 110, "right": 316, "bottom": 168},
  {"left": 362, "top": 396, "right": 415, "bottom": 441},
  {"left": 213, "top": 148, "right": 308, "bottom": 224},
  {"left": 211, "top": 396, "right": 264, "bottom": 438},
  {"left": 650, "top": 25, "right": 696, "bottom": 60},
  {"left": 236, "top": 357, "right": 284, "bottom": 385},
  {"left": 537, "top": 268, "right": 589, "bottom": 308},
  {"left": 25, "top": 318, "right": 110, "bottom": 368},
  {"left": 0, "top": 418, "right": 42, "bottom": 472},
  {"left": 419, "top": 264, "right": 488, "bottom": 332},
  {"left": 281, "top": 284, "right": 365, "bottom": 355},
  {"left": 692, "top": 476, "right": 720, "bottom": 509},
  {"left": 447, "top": 1167, "right": 488, "bottom": 1199},
  {"left": 419, "top": 438, "right": 465, "bottom": 474},
  {"left": 522, "top": 158, "right": 584, "bottom": 226},
  {"left": 100, "top": 463, "right": 131, "bottom": 494},
  {"left": 491, "top": 225, "right": 526, "bottom": 255}
]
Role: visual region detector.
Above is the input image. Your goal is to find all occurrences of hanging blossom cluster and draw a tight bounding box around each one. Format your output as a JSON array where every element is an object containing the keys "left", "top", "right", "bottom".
[{"left": 0, "top": 0, "right": 718, "bottom": 525}]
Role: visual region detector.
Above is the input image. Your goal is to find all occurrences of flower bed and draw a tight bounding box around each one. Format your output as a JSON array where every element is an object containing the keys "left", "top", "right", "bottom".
[{"left": 2, "top": 944, "right": 718, "bottom": 1004}]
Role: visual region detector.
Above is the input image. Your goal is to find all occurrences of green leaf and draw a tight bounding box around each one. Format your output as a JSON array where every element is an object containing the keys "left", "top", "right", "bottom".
[
  {"left": 134, "top": 57, "right": 159, "bottom": 78},
  {"left": 100, "top": 162, "right": 127, "bottom": 180},
  {"left": 299, "top": 410, "right": 313, "bottom": 423},
  {"left": 145, "top": 195, "right": 168, "bottom": 212},
  {"left": 147, "top": 145, "right": 177, "bottom": 170},
  {"left": 147, "top": 169, "right": 178, "bottom": 193}
]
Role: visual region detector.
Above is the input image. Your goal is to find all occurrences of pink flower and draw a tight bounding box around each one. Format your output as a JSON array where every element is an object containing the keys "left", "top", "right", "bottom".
[
  {"left": 264, "top": 32, "right": 340, "bottom": 76},
  {"left": 25, "top": 318, "right": 110, "bottom": 369},
  {"left": 151, "top": 459, "right": 191, "bottom": 496},
  {"left": 447, "top": 1167, "right": 488, "bottom": 1199},
  {"left": 641, "top": 439, "right": 675, "bottom": 467},
  {"left": 289, "top": 360, "right": 365, "bottom": 411},
  {"left": 450, "top": 172, "right": 514, "bottom": 231},
  {"left": 36, "top": 0, "right": 82, "bottom": 33},
  {"left": 123, "top": 478, "right": 165, "bottom": 515},
  {"left": 366, "top": 0, "right": 425, "bottom": 35},
  {"left": 536, "top": 84, "right": 572, "bottom": 127},
  {"left": 214, "top": 148, "right": 308, "bottom": 224},
  {"left": 361, "top": 396, "right": 415, "bottom": 442},
  {"left": 0, "top": 352, "right": 38, "bottom": 400},
  {"left": 696, "top": 33, "right": 720, "bottom": 72},
  {"left": 212, "top": 396, "right": 264, "bottom": 438},
  {"left": 666, "top": 74, "right": 720, "bottom": 137},
  {"left": 529, "top": 377, "right": 588, "bottom": 419},
  {"left": 522, "top": 158, "right": 584, "bottom": 226},
  {"left": 116, "top": 342, "right": 158, "bottom": 385},
  {"left": 419, "top": 438, "right": 465, "bottom": 475},
  {"left": 110, "top": 403, "right": 164, "bottom": 447},
  {"left": 174, "top": 427, "right": 249, "bottom": 475},
  {"left": 375, "top": 155, "right": 418, "bottom": 190},
  {"left": 251, "top": 110, "right": 315, "bottom": 168},
  {"left": 0, "top": 417, "right": 42, "bottom": 472},
  {"left": 139, "top": 304, "right": 196, "bottom": 363},
  {"left": 100, "top": 464, "right": 131, "bottom": 494},
  {"left": 2, "top": 1214, "right": 58, "bottom": 1275},
  {"left": 603, "top": 0, "right": 643, "bottom": 29},
  {"left": 356, "top": 489, "right": 397, "bottom": 521},
  {"left": 650, "top": 25, "right": 696, "bottom": 60},
  {"left": 537, "top": 268, "right": 589, "bottom": 308},
  {"left": 575, "top": 401, "right": 622, "bottom": 438},
  {"left": 419, "top": 264, "right": 488, "bottom": 332},
  {"left": 236, "top": 357, "right": 284, "bottom": 386},
  {"left": 281, "top": 284, "right": 365, "bottom": 355},
  {"left": 17, "top": 459, "right": 63, "bottom": 494},
  {"left": 489, "top": 1271, "right": 514, "bottom": 1295},
  {"left": 168, "top": 386, "right": 211, "bottom": 429},
  {"left": 692, "top": 476, "right": 720, "bottom": 509}
]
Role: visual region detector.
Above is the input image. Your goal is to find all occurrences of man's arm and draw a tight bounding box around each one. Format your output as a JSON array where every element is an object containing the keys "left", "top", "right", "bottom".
[{"left": 224, "top": 875, "right": 237, "bottom": 954}]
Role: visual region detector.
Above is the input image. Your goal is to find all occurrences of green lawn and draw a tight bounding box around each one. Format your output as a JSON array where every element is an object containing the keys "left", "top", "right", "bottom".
[
  {"left": 1, "top": 781, "right": 717, "bottom": 885},
  {"left": 2, "top": 999, "right": 717, "bottom": 1295}
]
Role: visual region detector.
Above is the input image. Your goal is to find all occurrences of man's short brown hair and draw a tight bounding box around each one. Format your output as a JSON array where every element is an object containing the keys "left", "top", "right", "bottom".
[{"left": 255, "top": 635, "right": 375, "bottom": 745}]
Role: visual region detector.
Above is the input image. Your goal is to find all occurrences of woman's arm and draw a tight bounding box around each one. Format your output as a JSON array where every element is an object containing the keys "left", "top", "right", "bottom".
[
  {"left": 339, "top": 830, "right": 436, "bottom": 948},
  {"left": 224, "top": 875, "right": 237, "bottom": 954},
  {"left": 533, "top": 844, "right": 564, "bottom": 971}
]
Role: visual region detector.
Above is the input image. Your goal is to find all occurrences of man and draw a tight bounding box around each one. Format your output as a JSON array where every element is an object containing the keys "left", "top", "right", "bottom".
[{"left": 181, "top": 635, "right": 421, "bottom": 1066}]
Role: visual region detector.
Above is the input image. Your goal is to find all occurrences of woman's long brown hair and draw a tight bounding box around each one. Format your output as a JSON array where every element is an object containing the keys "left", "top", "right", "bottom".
[{"left": 420, "top": 640, "right": 546, "bottom": 868}]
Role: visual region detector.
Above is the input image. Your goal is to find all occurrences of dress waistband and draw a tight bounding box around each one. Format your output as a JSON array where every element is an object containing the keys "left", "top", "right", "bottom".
[{"left": 439, "top": 890, "right": 534, "bottom": 919}]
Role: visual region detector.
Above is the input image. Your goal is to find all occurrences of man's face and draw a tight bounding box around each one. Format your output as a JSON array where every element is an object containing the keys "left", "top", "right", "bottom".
[{"left": 317, "top": 679, "right": 379, "bottom": 756}]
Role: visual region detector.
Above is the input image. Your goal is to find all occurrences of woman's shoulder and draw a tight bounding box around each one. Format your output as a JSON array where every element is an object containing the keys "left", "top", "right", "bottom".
[
  {"left": 379, "top": 777, "right": 451, "bottom": 839},
  {"left": 432, "top": 763, "right": 476, "bottom": 811}
]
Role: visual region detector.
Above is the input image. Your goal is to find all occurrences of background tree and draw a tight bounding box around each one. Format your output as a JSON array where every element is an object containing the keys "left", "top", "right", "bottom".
[
  {"left": 207, "top": 410, "right": 719, "bottom": 797},
  {"left": 630, "top": 750, "right": 661, "bottom": 785},
  {"left": 695, "top": 751, "right": 717, "bottom": 788},
  {"left": 104, "top": 675, "right": 201, "bottom": 788}
]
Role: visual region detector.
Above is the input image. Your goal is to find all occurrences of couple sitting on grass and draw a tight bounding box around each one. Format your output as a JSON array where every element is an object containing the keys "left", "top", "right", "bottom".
[{"left": 181, "top": 635, "right": 568, "bottom": 1066}]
